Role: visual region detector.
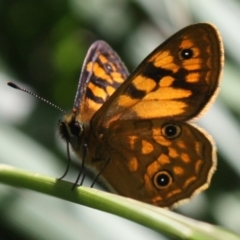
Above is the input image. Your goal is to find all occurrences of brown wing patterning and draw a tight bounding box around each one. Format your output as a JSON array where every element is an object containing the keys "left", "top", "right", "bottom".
[
  {"left": 93, "top": 24, "right": 223, "bottom": 128},
  {"left": 59, "top": 23, "right": 223, "bottom": 208},
  {"left": 73, "top": 40, "right": 129, "bottom": 123}
]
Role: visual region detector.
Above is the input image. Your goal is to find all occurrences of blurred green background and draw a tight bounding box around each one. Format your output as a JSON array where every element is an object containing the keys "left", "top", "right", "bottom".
[{"left": 0, "top": 0, "right": 240, "bottom": 239}]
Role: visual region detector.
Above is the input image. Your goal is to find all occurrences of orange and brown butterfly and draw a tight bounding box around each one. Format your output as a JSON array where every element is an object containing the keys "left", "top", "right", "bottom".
[{"left": 59, "top": 23, "right": 224, "bottom": 208}]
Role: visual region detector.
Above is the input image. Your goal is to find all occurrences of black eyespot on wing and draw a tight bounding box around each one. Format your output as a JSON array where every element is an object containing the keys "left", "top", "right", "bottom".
[
  {"left": 104, "top": 62, "right": 113, "bottom": 72},
  {"left": 162, "top": 123, "right": 181, "bottom": 139},
  {"left": 178, "top": 48, "right": 194, "bottom": 60},
  {"left": 153, "top": 171, "right": 173, "bottom": 190}
]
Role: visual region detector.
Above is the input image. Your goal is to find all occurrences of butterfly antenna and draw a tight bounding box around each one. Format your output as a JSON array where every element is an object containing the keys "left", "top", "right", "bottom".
[{"left": 7, "top": 82, "right": 66, "bottom": 114}]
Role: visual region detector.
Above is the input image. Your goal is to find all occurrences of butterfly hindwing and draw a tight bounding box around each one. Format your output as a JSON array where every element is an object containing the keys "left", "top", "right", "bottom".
[{"left": 91, "top": 119, "right": 216, "bottom": 207}]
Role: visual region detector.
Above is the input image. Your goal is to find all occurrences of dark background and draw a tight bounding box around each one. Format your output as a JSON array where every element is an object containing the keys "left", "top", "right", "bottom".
[{"left": 0, "top": 1, "right": 240, "bottom": 239}]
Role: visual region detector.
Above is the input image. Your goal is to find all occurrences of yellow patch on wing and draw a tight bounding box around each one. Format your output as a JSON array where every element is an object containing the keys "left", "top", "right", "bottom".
[
  {"left": 195, "top": 142, "right": 201, "bottom": 155},
  {"left": 130, "top": 100, "right": 187, "bottom": 119},
  {"left": 141, "top": 140, "right": 154, "bottom": 154},
  {"left": 106, "top": 86, "right": 116, "bottom": 96},
  {"left": 111, "top": 72, "right": 125, "bottom": 82},
  {"left": 145, "top": 87, "right": 192, "bottom": 100},
  {"left": 128, "top": 157, "right": 139, "bottom": 172},
  {"left": 144, "top": 173, "right": 156, "bottom": 192},
  {"left": 186, "top": 72, "right": 200, "bottom": 83},
  {"left": 132, "top": 75, "right": 156, "bottom": 92},
  {"left": 151, "top": 196, "right": 163, "bottom": 205},
  {"left": 157, "top": 154, "right": 170, "bottom": 165},
  {"left": 128, "top": 135, "right": 138, "bottom": 149},
  {"left": 159, "top": 76, "right": 175, "bottom": 87},
  {"left": 150, "top": 50, "right": 180, "bottom": 73},
  {"left": 117, "top": 95, "right": 137, "bottom": 107},
  {"left": 166, "top": 189, "right": 181, "bottom": 198},
  {"left": 177, "top": 141, "right": 187, "bottom": 149},
  {"left": 180, "top": 153, "right": 191, "bottom": 163},
  {"left": 195, "top": 159, "right": 203, "bottom": 174},
  {"left": 88, "top": 82, "right": 107, "bottom": 99},
  {"left": 87, "top": 62, "right": 113, "bottom": 84},
  {"left": 173, "top": 166, "right": 184, "bottom": 175},
  {"left": 98, "top": 54, "right": 108, "bottom": 64},
  {"left": 168, "top": 147, "right": 179, "bottom": 158},
  {"left": 183, "top": 176, "right": 197, "bottom": 189},
  {"left": 153, "top": 136, "right": 171, "bottom": 146},
  {"left": 179, "top": 39, "right": 194, "bottom": 50},
  {"left": 182, "top": 58, "right": 201, "bottom": 70}
]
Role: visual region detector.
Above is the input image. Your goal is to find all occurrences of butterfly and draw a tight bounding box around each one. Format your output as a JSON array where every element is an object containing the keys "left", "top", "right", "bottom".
[{"left": 59, "top": 23, "right": 224, "bottom": 208}]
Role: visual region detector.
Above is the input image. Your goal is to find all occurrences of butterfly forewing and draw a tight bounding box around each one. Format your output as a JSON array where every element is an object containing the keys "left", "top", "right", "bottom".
[
  {"left": 73, "top": 40, "right": 129, "bottom": 124},
  {"left": 92, "top": 23, "right": 223, "bottom": 129}
]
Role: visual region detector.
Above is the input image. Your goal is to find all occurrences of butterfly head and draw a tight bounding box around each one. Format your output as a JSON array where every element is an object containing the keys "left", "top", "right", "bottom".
[{"left": 58, "top": 108, "right": 85, "bottom": 150}]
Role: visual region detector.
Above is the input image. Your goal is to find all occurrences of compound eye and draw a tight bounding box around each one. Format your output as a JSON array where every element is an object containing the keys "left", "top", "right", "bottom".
[{"left": 70, "top": 121, "right": 81, "bottom": 136}]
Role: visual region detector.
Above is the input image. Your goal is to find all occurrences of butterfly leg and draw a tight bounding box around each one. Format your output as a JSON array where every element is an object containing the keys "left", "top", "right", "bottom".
[
  {"left": 90, "top": 157, "right": 110, "bottom": 188},
  {"left": 71, "top": 143, "right": 88, "bottom": 190}
]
